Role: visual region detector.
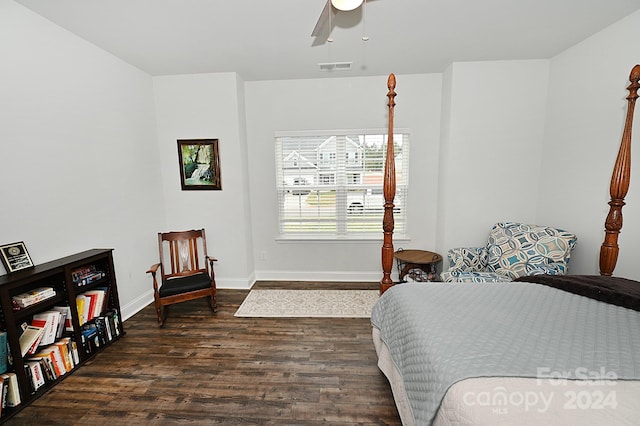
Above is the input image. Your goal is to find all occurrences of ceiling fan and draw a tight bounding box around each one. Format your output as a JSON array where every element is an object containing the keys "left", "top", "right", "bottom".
[{"left": 311, "top": 0, "right": 372, "bottom": 42}]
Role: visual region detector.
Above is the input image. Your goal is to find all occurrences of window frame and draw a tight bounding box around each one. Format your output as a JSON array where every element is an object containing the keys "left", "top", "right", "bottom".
[{"left": 274, "top": 129, "right": 410, "bottom": 241}]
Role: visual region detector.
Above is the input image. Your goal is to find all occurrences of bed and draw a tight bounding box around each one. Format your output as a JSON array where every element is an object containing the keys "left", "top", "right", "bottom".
[{"left": 372, "top": 65, "right": 640, "bottom": 425}]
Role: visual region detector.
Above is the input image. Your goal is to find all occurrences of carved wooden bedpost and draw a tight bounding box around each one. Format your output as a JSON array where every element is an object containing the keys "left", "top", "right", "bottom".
[
  {"left": 600, "top": 64, "right": 640, "bottom": 276},
  {"left": 380, "top": 74, "right": 397, "bottom": 294}
]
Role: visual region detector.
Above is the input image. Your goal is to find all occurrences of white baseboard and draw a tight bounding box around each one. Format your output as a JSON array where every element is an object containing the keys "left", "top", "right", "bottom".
[
  {"left": 216, "top": 276, "right": 255, "bottom": 289},
  {"left": 255, "top": 270, "right": 383, "bottom": 282},
  {"left": 121, "top": 289, "right": 154, "bottom": 322}
]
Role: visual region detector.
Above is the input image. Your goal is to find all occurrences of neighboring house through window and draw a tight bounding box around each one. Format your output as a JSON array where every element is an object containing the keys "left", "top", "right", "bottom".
[{"left": 275, "top": 130, "right": 410, "bottom": 239}]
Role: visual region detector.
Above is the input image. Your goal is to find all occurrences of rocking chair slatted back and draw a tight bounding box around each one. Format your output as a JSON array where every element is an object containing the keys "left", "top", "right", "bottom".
[{"left": 159, "top": 229, "right": 208, "bottom": 278}]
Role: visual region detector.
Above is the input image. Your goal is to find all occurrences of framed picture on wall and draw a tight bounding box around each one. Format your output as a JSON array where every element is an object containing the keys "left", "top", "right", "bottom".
[
  {"left": 177, "top": 139, "right": 222, "bottom": 190},
  {"left": 0, "top": 241, "right": 34, "bottom": 273}
]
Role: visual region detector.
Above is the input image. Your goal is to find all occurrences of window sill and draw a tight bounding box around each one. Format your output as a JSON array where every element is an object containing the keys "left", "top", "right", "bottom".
[{"left": 276, "top": 235, "right": 411, "bottom": 243}]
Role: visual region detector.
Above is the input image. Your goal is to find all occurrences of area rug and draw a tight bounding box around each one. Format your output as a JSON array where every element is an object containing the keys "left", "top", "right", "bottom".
[{"left": 234, "top": 289, "right": 380, "bottom": 318}]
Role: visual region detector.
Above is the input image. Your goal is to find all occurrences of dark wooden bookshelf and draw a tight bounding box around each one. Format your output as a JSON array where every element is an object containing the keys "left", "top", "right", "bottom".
[{"left": 0, "top": 249, "right": 124, "bottom": 423}]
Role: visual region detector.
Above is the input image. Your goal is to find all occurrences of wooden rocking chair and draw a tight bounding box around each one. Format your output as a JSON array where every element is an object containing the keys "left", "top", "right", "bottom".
[{"left": 146, "top": 229, "right": 217, "bottom": 326}]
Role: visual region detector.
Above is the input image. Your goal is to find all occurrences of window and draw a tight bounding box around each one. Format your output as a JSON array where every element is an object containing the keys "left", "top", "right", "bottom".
[{"left": 275, "top": 130, "right": 410, "bottom": 239}]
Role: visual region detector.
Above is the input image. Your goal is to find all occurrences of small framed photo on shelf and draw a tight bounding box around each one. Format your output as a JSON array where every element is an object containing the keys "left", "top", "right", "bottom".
[
  {"left": 0, "top": 241, "right": 34, "bottom": 273},
  {"left": 177, "top": 139, "right": 221, "bottom": 190}
]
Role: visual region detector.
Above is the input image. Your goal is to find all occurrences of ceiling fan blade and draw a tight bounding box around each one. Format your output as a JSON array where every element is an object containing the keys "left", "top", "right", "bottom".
[{"left": 311, "top": 0, "right": 334, "bottom": 38}]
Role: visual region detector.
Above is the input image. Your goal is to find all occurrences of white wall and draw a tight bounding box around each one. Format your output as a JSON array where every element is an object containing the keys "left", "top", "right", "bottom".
[
  {"left": 244, "top": 74, "right": 442, "bottom": 282},
  {"left": 435, "top": 60, "right": 551, "bottom": 254},
  {"left": 0, "top": 0, "right": 164, "bottom": 319},
  {"left": 153, "top": 72, "right": 255, "bottom": 289},
  {"left": 540, "top": 10, "right": 640, "bottom": 279},
  {"left": 3, "top": 0, "right": 639, "bottom": 317}
]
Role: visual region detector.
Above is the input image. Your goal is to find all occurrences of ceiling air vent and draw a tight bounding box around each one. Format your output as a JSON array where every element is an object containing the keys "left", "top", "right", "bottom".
[{"left": 318, "top": 62, "right": 352, "bottom": 71}]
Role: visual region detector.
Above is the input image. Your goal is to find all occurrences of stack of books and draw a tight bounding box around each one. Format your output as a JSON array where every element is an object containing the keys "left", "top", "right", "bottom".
[
  {"left": 11, "top": 287, "right": 56, "bottom": 308},
  {"left": 18, "top": 305, "right": 73, "bottom": 359},
  {"left": 31, "top": 309, "right": 66, "bottom": 345},
  {"left": 80, "top": 309, "right": 121, "bottom": 354},
  {"left": 71, "top": 265, "right": 105, "bottom": 286},
  {"left": 75, "top": 288, "right": 109, "bottom": 326},
  {"left": 25, "top": 337, "right": 78, "bottom": 393}
]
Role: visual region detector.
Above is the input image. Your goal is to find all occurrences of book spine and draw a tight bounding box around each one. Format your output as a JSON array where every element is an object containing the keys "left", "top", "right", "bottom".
[
  {"left": 3, "top": 373, "right": 21, "bottom": 407},
  {"left": 0, "top": 332, "right": 6, "bottom": 375},
  {"left": 70, "top": 340, "right": 79, "bottom": 365},
  {"left": 29, "top": 356, "right": 56, "bottom": 382},
  {"left": 0, "top": 375, "right": 4, "bottom": 413},
  {"left": 80, "top": 324, "right": 99, "bottom": 354},
  {"left": 94, "top": 317, "right": 108, "bottom": 345},
  {"left": 107, "top": 309, "right": 121, "bottom": 337},
  {"left": 54, "top": 342, "right": 73, "bottom": 372},
  {"left": 48, "top": 346, "right": 67, "bottom": 377},
  {"left": 25, "top": 361, "right": 45, "bottom": 392}
]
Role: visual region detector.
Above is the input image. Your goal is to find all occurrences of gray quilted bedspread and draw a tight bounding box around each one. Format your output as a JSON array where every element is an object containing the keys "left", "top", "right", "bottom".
[{"left": 370, "top": 282, "right": 640, "bottom": 425}]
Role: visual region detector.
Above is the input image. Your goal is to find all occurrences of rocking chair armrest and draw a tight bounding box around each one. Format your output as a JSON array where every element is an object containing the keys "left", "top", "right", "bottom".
[
  {"left": 146, "top": 263, "right": 161, "bottom": 275},
  {"left": 206, "top": 256, "right": 217, "bottom": 279},
  {"left": 147, "top": 263, "right": 162, "bottom": 292}
]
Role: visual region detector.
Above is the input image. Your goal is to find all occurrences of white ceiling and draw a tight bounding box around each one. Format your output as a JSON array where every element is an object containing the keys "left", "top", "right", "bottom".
[{"left": 15, "top": 0, "right": 640, "bottom": 81}]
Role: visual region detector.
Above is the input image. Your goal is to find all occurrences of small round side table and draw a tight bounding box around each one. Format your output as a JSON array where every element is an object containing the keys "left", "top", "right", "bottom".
[{"left": 394, "top": 249, "right": 442, "bottom": 282}]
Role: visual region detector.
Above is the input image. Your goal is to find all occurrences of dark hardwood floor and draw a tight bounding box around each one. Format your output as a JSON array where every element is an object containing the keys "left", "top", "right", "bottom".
[{"left": 7, "top": 282, "right": 401, "bottom": 425}]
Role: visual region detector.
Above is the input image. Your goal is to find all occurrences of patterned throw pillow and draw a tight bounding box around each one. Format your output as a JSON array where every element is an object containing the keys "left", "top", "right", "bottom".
[
  {"left": 447, "top": 247, "right": 488, "bottom": 272},
  {"left": 485, "top": 222, "right": 578, "bottom": 280},
  {"left": 445, "top": 271, "right": 512, "bottom": 283}
]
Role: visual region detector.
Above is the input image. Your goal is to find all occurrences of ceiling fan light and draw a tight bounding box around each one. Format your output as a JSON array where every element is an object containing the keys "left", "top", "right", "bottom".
[{"left": 331, "top": 0, "right": 363, "bottom": 12}]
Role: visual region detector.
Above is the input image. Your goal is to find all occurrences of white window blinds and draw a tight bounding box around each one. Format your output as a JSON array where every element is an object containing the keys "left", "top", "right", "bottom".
[{"left": 275, "top": 130, "right": 409, "bottom": 239}]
